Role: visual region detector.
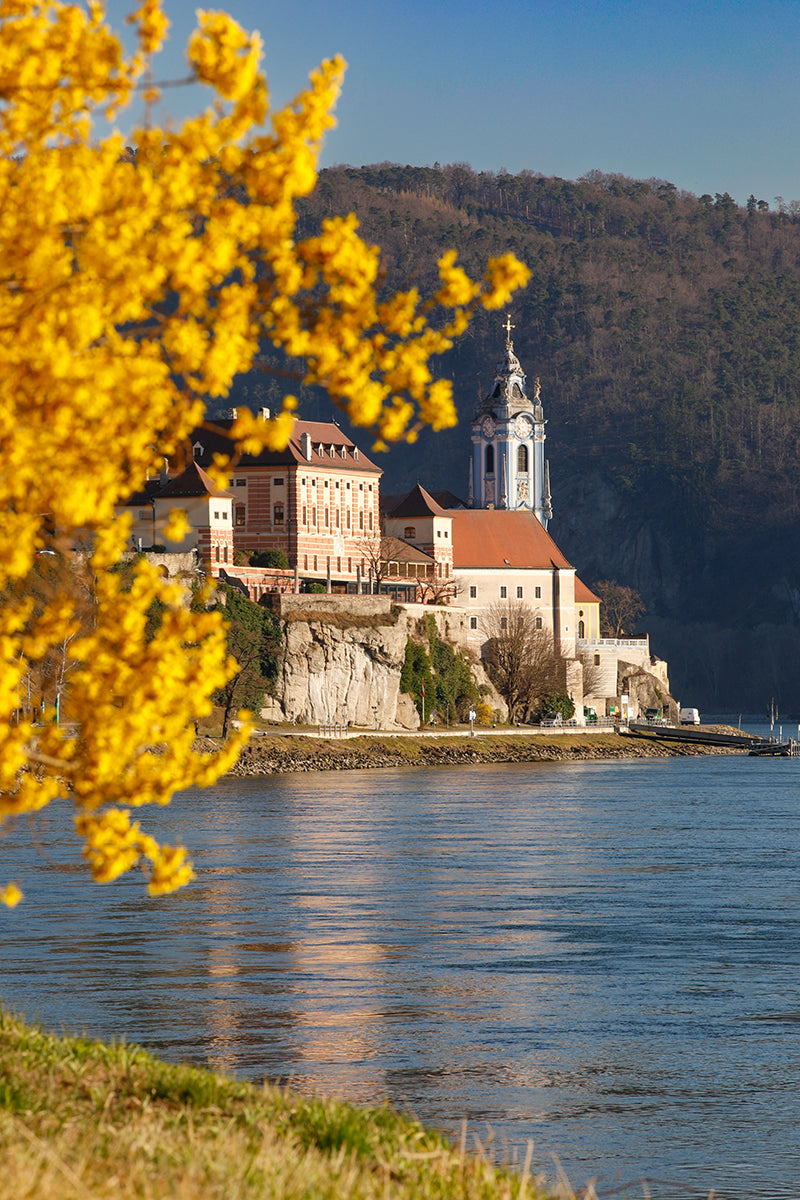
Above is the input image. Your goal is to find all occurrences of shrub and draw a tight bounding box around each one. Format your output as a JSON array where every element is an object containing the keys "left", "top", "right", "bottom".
[
  {"left": 538, "top": 692, "right": 576, "bottom": 721},
  {"left": 250, "top": 550, "right": 290, "bottom": 569}
]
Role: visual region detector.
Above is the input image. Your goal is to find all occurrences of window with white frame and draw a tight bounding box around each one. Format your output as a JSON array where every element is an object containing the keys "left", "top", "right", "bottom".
[
  {"left": 500, "top": 585, "right": 507, "bottom": 598},
  {"left": 535, "top": 585, "right": 542, "bottom": 599},
  {"left": 469, "top": 585, "right": 477, "bottom": 599},
  {"left": 516, "top": 585, "right": 524, "bottom": 599}
]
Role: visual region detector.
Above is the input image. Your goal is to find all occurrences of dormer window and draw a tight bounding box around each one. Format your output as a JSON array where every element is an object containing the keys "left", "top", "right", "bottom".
[
  {"left": 340, "top": 446, "right": 347, "bottom": 459},
  {"left": 192, "top": 441, "right": 204, "bottom": 459}
]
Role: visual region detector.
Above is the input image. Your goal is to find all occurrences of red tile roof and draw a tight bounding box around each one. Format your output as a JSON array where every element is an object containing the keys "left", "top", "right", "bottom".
[
  {"left": 381, "top": 536, "right": 435, "bottom": 565},
  {"left": 157, "top": 460, "right": 233, "bottom": 499},
  {"left": 445, "top": 510, "right": 573, "bottom": 570},
  {"left": 195, "top": 417, "right": 381, "bottom": 475},
  {"left": 575, "top": 577, "right": 601, "bottom": 603},
  {"left": 387, "top": 484, "right": 449, "bottom": 519}
]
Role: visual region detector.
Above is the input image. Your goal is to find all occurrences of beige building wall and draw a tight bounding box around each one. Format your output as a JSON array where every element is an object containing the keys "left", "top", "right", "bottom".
[{"left": 453, "top": 565, "right": 577, "bottom": 657}]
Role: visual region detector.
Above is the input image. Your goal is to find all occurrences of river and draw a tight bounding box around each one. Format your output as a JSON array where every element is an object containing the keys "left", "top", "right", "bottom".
[{"left": 3, "top": 751, "right": 800, "bottom": 1198}]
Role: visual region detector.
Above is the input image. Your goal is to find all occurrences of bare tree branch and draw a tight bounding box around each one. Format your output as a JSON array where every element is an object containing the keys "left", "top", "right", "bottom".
[
  {"left": 593, "top": 580, "right": 645, "bottom": 638},
  {"left": 482, "top": 601, "right": 561, "bottom": 722}
]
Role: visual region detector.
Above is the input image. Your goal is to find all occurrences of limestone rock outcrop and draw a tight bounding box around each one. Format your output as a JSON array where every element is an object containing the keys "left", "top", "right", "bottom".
[{"left": 262, "top": 595, "right": 419, "bottom": 729}]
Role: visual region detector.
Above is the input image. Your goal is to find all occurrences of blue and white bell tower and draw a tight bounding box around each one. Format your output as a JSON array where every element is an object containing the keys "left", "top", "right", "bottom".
[{"left": 469, "top": 317, "right": 552, "bottom": 527}]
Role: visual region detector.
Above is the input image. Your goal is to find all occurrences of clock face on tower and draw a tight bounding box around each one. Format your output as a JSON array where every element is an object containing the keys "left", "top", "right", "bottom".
[
  {"left": 481, "top": 416, "right": 496, "bottom": 438},
  {"left": 514, "top": 414, "right": 533, "bottom": 439}
]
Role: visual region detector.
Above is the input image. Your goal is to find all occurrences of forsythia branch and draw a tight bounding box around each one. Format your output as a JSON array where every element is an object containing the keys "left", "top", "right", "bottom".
[{"left": 0, "top": 0, "right": 528, "bottom": 905}]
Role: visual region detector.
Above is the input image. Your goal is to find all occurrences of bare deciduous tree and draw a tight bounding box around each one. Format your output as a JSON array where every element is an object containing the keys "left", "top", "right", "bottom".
[
  {"left": 482, "top": 601, "right": 561, "bottom": 722},
  {"left": 579, "top": 652, "right": 606, "bottom": 700},
  {"left": 593, "top": 579, "right": 645, "bottom": 637},
  {"left": 354, "top": 533, "right": 396, "bottom": 592},
  {"left": 415, "top": 573, "right": 462, "bottom": 605}
]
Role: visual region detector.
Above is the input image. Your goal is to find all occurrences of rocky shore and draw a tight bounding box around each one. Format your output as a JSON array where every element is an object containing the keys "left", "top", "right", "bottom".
[{"left": 222, "top": 729, "right": 745, "bottom": 776}]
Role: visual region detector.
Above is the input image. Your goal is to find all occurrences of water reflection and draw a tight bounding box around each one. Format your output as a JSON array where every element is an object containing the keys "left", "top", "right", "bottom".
[{"left": 4, "top": 757, "right": 800, "bottom": 1196}]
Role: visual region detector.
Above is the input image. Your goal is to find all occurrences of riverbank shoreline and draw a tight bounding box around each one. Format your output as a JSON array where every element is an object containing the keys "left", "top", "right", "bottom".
[
  {"left": 219, "top": 727, "right": 748, "bottom": 776},
  {"left": 0, "top": 1013, "right": 545, "bottom": 1200}
]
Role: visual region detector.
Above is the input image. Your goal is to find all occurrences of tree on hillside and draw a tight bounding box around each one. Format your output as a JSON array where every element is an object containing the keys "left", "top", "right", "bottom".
[
  {"left": 213, "top": 588, "right": 282, "bottom": 739},
  {"left": 593, "top": 581, "right": 646, "bottom": 638},
  {"left": 482, "top": 602, "right": 561, "bottom": 723},
  {"left": 0, "top": 1, "right": 529, "bottom": 906}
]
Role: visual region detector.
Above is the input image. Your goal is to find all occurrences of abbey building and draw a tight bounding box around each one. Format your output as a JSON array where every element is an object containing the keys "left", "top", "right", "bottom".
[{"left": 118, "top": 318, "right": 669, "bottom": 723}]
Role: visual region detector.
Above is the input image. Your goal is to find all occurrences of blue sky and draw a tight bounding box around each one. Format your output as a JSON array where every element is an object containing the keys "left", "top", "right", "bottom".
[{"left": 104, "top": 0, "right": 800, "bottom": 206}]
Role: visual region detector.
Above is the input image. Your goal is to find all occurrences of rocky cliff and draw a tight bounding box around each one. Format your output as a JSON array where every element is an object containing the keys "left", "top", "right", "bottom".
[{"left": 260, "top": 595, "right": 419, "bottom": 729}]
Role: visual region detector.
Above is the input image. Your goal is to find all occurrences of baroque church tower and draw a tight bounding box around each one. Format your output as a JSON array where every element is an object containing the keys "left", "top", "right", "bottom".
[{"left": 469, "top": 317, "right": 553, "bottom": 527}]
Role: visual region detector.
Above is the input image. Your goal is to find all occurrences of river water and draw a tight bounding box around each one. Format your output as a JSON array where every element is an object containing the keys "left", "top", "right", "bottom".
[{"left": 3, "top": 751, "right": 800, "bottom": 1198}]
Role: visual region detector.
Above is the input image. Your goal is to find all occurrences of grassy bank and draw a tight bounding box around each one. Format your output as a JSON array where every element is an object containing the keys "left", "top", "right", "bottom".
[
  {"left": 225, "top": 729, "right": 740, "bottom": 776},
  {"left": 0, "top": 1014, "right": 561, "bottom": 1200}
]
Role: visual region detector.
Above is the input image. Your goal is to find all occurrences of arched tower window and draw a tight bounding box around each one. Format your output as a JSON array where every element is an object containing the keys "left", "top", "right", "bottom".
[
  {"left": 485, "top": 444, "right": 494, "bottom": 475},
  {"left": 517, "top": 444, "right": 528, "bottom": 472},
  {"left": 578, "top": 620, "right": 585, "bottom": 638}
]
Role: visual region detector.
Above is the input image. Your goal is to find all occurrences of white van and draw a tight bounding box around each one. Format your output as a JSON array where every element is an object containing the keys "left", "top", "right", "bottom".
[{"left": 680, "top": 707, "right": 700, "bottom": 725}]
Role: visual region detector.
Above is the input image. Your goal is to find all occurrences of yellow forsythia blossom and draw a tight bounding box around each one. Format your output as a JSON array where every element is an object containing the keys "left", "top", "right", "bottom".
[
  {"left": 0, "top": 1, "right": 528, "bottom": 905},
  {"left": 0, "top": 883, "right": 23, "bottom": 909}
]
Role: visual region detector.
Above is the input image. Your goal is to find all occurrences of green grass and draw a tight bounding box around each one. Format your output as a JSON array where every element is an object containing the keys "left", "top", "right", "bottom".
[{"left": 0, "top": 1013, "right": 568, "bottom": 1200}]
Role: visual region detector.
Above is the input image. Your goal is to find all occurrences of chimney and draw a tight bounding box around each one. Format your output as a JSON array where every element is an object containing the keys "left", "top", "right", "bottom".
[
  {"left": 301, "top": 431, "right": 312, "bottom": 461},
  {"left": 259, "top": 407, "right": 271, "bottom": 421},
  {"left": 159, "top": 457, "right": 169, "bottom": 486}
]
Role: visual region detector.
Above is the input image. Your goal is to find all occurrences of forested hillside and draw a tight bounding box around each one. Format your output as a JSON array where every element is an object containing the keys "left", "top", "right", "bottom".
[{"left": 226, "top": 164, "right": 800, "bottom": 712}]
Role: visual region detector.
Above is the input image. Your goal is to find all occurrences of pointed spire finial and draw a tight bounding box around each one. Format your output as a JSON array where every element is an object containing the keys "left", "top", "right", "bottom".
[{"left": 503, "top": 314, "right": 514, "bottom": 345}]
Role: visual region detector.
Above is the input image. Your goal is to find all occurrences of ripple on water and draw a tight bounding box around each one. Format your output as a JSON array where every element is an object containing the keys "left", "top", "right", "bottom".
[{"left": 3, "top": 755, "right": 800, "bottom": 1198}]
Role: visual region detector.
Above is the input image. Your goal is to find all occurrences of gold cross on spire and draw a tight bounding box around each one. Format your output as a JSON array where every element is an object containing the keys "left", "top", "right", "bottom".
[{"left": 503, "top": 314, "right": 514, "bottom": 344}]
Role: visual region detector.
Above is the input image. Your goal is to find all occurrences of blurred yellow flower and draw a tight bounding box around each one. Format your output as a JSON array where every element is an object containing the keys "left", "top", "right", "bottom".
[{"left": 0, "top": 883, "right": 23, "bottom": 909}]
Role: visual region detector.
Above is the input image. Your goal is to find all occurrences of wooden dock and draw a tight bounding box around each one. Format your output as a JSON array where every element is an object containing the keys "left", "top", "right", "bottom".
[{"left": 622, "top": 723, "right": 799, "bottom": 755}]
